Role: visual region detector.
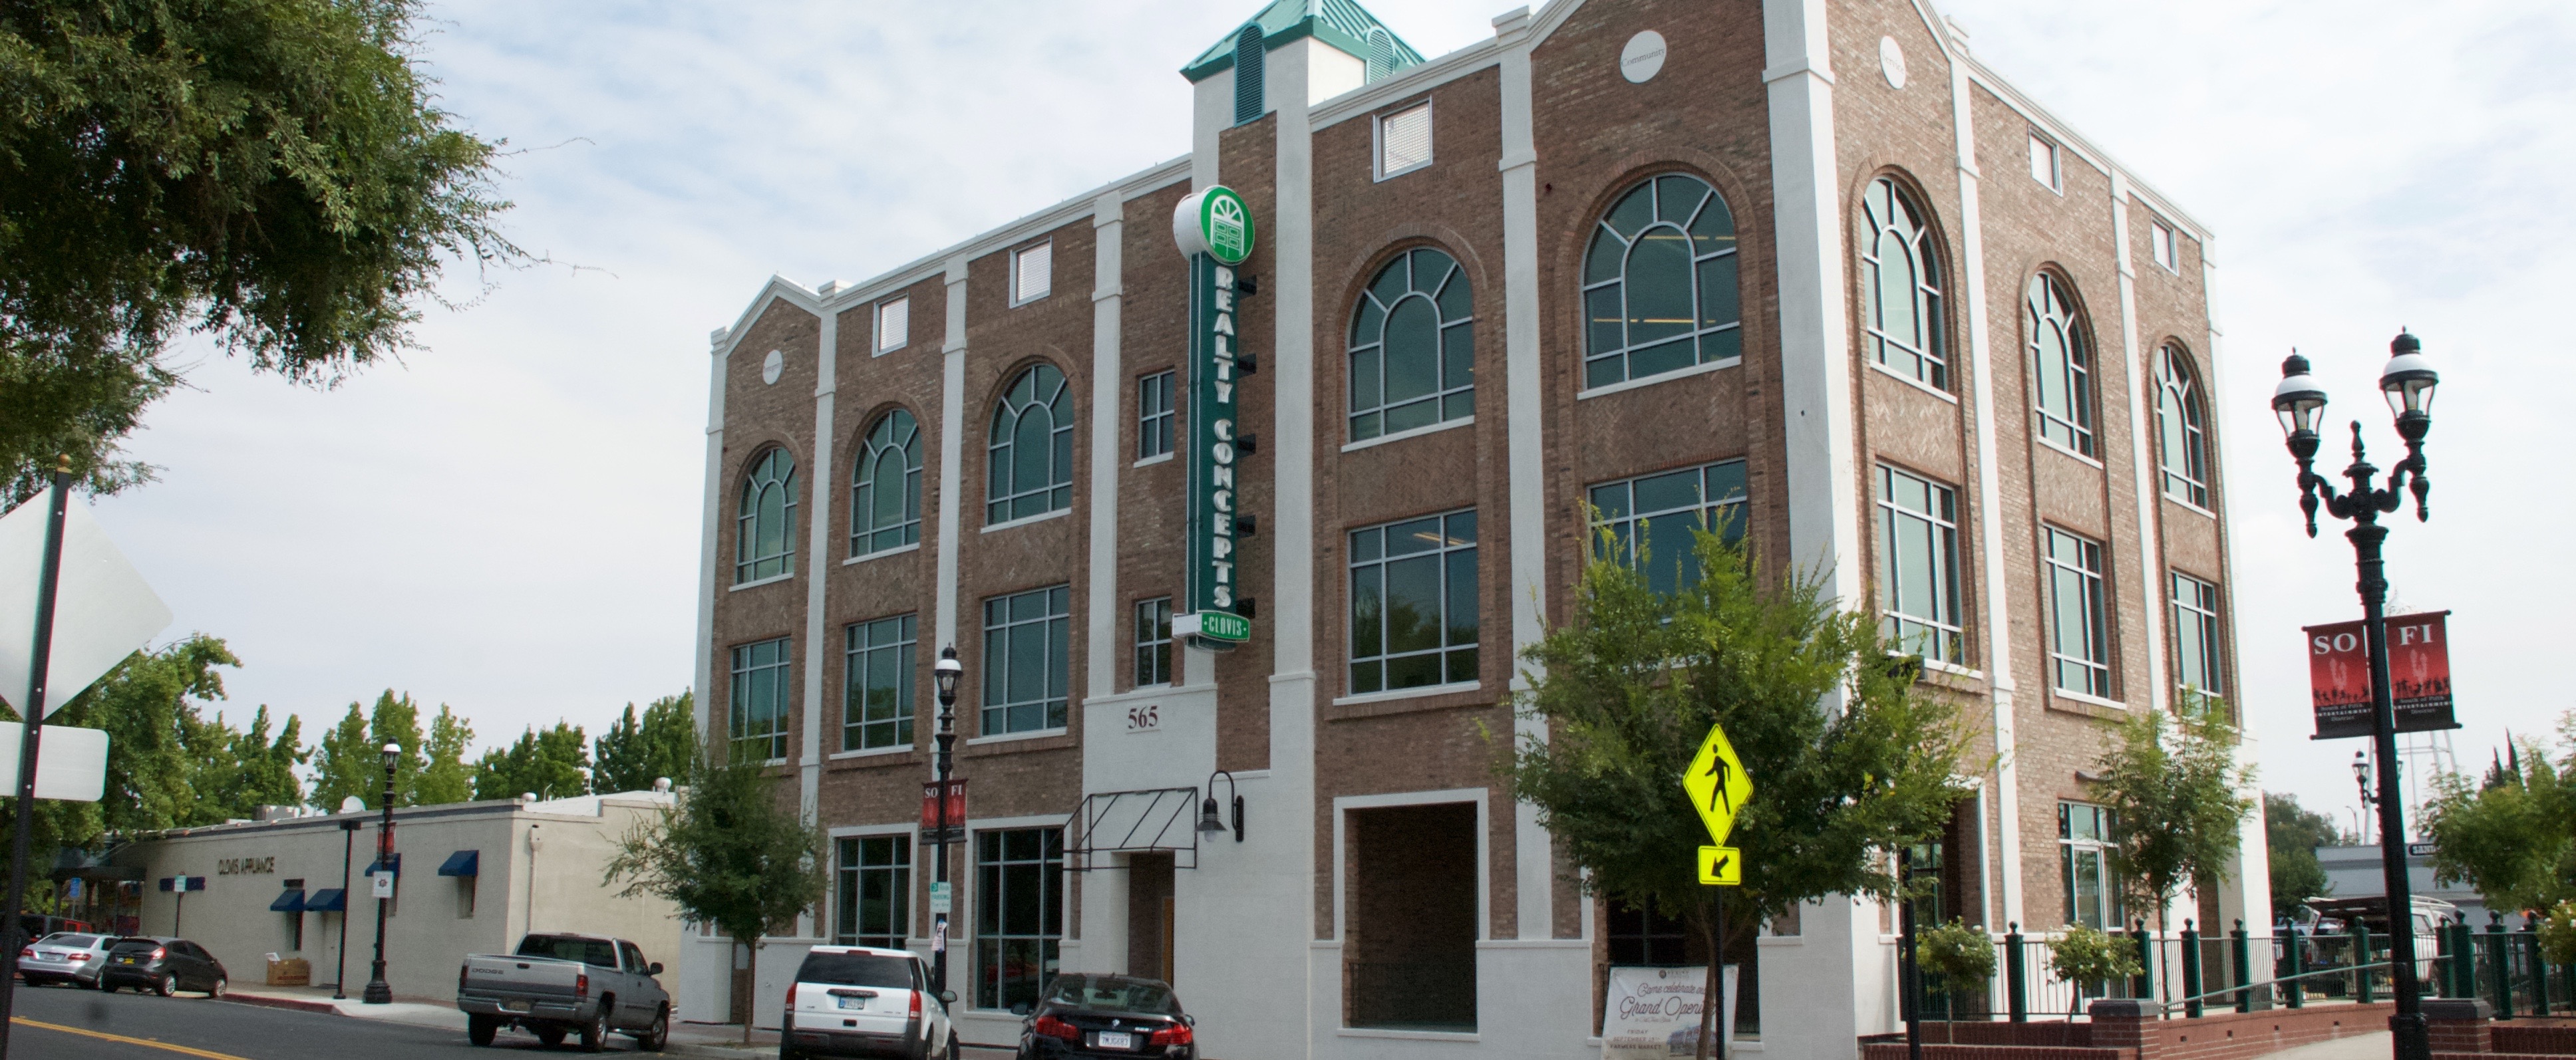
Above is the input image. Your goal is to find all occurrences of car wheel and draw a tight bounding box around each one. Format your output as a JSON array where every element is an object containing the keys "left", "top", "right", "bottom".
[
  {"left": 946, "top": 1034, "right": 959, "bottom": 1060},
  {"left": 155, "top": 973, "right": 176, "bottom": 997},
  {"left": 100, "top": 980, "right": 118, "bottom": 994},
  {"left": 577, "top": 1007, "right": 607, "bottom": 1053},
  {"left": 631, "top": 1005, "right": 668, "bottom": 1051},
  {"left": 468, "top": 1013, "right": 498, "bottom": 1047},
  {"left": 534, "top": 1024, "right": 567, "bottom": 1048},
  {"left": 208, "top": 976, "right": 226, "bottom": 999}
]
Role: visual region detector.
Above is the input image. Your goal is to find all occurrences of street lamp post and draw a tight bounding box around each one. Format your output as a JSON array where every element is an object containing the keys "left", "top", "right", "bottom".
[
  {"left": 2271, "top": 331, "right": 2440, "bottom": 1060},
  {"left": 362, "top": 743, "right": 400, "bottom": 1005},
  {"left": 929, "top": 646, "right": 963, "bottom": 1002}
]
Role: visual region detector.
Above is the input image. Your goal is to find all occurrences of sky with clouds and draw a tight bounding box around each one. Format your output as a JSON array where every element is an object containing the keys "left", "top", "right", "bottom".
[{"left": 67, "top": 0, "right": 2573, "bottom": 824}]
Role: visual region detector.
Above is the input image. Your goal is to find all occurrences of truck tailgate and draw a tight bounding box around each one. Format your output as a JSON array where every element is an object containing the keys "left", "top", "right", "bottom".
[{"left": 460, "top": 954, "right": 585, "bottom": 1003}]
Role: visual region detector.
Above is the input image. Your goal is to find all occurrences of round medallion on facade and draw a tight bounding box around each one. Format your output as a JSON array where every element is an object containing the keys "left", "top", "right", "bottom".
[
  {"left": 1619, "top": 31, "right": 1667, "bottom": 84},
  {"left": 1879, "top": 36, "right": 1908, "bottom": 89},
  {"left": 1172, "top": 185, "right": 1255, "bottom": 265},
  {"left": 762, "top": 348, "right": 784, "bottom": 384}
]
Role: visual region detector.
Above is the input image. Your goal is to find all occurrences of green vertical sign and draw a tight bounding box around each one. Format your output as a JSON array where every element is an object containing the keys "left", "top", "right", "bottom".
[{"left": 1172, "top": 185, "right": 1255, "bottom": 648}]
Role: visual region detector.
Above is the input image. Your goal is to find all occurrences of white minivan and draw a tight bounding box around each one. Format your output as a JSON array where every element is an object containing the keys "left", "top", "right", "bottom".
[{"left": 782, "top": 945, "right": 957, "bottom": 1060}]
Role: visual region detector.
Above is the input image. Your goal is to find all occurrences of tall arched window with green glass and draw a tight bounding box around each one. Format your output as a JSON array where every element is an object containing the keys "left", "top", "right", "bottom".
[
  {"left": 2154, "top": 344, "right": 2210, "bottom": 508},
  {"left": 851, "top": 409, "right": 923, "bottom": 556},
  {"left": 2026, "top": 273, "right": 2095, "bottom": 456},
  {"left": 1348, "top": 247, "right": 1473, "bottom": 442},
  {"left": 1859, "top": 176, "right": 1947, "bottom": 389},
  {"left": 1581, "top": 174, "right": 1740, "bottom": 388},
  {"left": 736, "top": 447, "right": 798, "bottom": 583},
  {"left": 988, "top": 363, "right": 1074, "bottom": 524}
]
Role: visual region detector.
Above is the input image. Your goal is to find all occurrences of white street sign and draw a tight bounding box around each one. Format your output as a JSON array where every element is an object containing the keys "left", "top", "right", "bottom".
[
  {"left": 0, "top": 723, "right": 109, "bottom": 802},
  {"left": 0, "top": 495, "right": 172, "bottom": 716}
]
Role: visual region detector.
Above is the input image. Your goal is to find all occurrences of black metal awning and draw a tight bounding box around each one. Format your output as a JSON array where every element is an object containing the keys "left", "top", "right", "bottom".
[{"left": 1065, "top": 787, "right": 1200, "bottom": 872}]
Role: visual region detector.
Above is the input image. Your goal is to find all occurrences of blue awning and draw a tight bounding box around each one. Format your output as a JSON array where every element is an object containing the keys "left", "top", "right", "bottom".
[
  {"left": 306, "top": 888, "right": 347, "bottom": 912},
  {"left": 363, "top": 853, "right": 401, "bottom": 876},
  {"left": 436, "top": 850, "right": 479, "bottom": 877},
  {"left": 269, "top": 890, "right": 307, "bottom": 913}
]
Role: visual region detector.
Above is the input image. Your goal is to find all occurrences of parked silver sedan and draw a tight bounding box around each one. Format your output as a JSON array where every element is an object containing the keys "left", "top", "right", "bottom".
[{"left": 18, "top": 932, "right": 116, "bottom": 989}]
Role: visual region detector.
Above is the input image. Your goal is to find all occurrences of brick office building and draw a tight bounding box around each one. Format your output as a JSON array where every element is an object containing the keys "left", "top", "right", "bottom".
[{"left": 687, "top": 0, "right": 2268, "bottom": 1057}]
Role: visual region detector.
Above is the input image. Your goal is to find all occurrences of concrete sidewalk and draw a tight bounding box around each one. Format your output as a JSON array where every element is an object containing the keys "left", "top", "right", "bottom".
[
  {"left": 2251, "top": 1030, "right": 2393, "bottom": 1060},
  {"left": 223, "top": 983, "right": 466, "bottom": 1029}
]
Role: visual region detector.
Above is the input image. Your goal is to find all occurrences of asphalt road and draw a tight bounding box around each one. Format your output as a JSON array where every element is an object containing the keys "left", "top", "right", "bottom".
[{"left": 0, "top": 982, "right": 647, "bottom": 1060}]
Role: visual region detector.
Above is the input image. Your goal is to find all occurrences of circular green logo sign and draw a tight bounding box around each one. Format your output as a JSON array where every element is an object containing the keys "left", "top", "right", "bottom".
[{"left": 1176, "top": 186, "right": 1255, "bottom": 265}]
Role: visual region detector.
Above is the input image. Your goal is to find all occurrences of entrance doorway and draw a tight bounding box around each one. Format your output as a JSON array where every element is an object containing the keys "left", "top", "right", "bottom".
[{"left": 1126, "top": 853, "right": 1175, "bottom": 982}]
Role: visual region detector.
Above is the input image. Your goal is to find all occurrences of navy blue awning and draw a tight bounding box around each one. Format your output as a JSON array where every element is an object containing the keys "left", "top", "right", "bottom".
[
  {"left": 269, "top": 890, "right": 307, "bottom": 913},
  {"left": 363, "top": 853, "right": 401, "bottom": 876},
  {"left": 436, "top": 850, "right": 478, "bottom": 877},
  {"left": 305, "top": 888, "right": 347, "bottom": 912}
]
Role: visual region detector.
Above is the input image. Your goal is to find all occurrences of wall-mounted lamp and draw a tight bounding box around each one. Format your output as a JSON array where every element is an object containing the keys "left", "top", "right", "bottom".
[{"left": 1198, "top": 770, "right": 1244, "bottom": 843}]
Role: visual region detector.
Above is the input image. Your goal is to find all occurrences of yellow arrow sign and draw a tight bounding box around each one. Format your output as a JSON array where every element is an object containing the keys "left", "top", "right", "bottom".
[
  {"left": 1681, "top": 721, "right": 1753, "bottom": 845},
  {"left": 1698, "top": 845, "right": 1742, "bottom": 886}
]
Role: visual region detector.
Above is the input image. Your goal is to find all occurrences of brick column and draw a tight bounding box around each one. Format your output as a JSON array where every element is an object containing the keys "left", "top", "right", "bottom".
[
  {"left": 2089, "top": 998, "right": 2159, "bottom": 1060},
  {"left": 2422, "top": 998, "right": 2492, "bottom": 1055}
]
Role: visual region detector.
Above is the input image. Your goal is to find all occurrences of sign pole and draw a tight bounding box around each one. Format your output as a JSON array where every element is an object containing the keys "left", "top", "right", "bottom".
[{"left": 0, "top": 459, "right": 75, "bottom": 1060}]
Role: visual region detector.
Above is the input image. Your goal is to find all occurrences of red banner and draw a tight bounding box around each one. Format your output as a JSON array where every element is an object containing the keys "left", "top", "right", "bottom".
[
  {"left": 2303, "top": 611, "right": 2458, "bottom": 739},
  {"left": 919, "top": 779, "right": 967, "bottom": 837}
]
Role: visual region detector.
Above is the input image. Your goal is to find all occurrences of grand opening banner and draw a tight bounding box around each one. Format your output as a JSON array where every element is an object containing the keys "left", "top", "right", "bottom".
[{"left": 2305, "top": 611, "right": 2458, "bottom": 739}]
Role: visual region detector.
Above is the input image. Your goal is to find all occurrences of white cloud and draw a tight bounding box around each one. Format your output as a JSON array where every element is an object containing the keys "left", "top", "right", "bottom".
[{"left": 79, "top": 0, "right": 2574, "bottom": 821}]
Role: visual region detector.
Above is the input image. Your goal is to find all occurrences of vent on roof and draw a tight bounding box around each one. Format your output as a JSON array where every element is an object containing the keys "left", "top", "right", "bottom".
[
  {"left": 1367, "top": 29, "right": 1394, "bottom": 82},
  {"left": 1233, "top": 25, "right": 1265, "bottom": 125}
]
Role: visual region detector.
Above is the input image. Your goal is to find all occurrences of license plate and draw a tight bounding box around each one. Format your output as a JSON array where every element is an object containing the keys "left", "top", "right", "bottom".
[
  {"left": 1095, "top": 1031, "right": 1134, "bottom": 1049},
  {"left": 503, "top": 1000, "right": 532, "bottom": 1013},
  {"left": 836, "top": 996, "right": 867, "bottom": 1010}
]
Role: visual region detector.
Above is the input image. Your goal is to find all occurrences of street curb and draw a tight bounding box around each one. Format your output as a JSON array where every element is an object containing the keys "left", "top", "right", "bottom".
[{"left": 224, "top": 993, "right": 343, "bottom": 1016}]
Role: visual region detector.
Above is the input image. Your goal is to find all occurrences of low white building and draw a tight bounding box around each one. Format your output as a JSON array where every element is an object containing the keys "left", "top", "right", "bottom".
[{"left": 95, "top": 791, "right": 688, "bottom": 1005}]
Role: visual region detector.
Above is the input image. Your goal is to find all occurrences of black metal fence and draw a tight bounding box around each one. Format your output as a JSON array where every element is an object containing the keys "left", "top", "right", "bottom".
[{"left": 1906, "top": 917, "right": 2574, "bottom": 1023}]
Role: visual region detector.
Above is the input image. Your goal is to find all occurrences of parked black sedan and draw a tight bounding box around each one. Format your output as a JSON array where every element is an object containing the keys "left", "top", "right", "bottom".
[
  {"left": 97, "top": 937, "right": 228, "bottom": 997},
  {"left": 1012, "top": 974, "right": 1195, "bottom": 1059}
]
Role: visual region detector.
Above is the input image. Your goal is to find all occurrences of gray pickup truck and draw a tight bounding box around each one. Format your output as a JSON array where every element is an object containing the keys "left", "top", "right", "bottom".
[{"left": 457, "top": 933, "right": 669, "bottom": 1051}]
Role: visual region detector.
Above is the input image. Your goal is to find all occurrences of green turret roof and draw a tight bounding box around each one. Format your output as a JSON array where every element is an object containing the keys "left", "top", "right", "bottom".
[{"left": 1181, "top": 0, "right": 1426, "bottom": 82}]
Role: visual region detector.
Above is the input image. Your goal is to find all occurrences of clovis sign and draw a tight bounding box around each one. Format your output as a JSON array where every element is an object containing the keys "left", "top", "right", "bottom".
[{"left": 1172, "top": 186, "right": 1256, "bottom": 648}]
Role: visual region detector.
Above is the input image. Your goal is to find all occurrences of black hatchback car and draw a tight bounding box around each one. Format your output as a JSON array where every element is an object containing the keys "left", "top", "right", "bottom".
[
  {"left": 98, "top": 938, "right": 228, "bottom": 997},
  {"left": 1013, "top": 974, "right": 1194, "bottom": 1059}
]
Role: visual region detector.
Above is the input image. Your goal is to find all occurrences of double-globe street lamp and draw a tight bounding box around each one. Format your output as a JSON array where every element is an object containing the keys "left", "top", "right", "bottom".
[
  {"left": 2270, "top": 331, "right": 2439, "bottom": 1060},
  {"left": 363, "top": 742, "right": 400, "bottom": 1005},
  {"left": 928, "top": 646, "right": 963, "bottom": 1001}
]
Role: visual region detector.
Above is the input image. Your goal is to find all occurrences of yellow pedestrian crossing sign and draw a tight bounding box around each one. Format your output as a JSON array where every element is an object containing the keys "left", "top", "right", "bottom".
[
  {"left": 1698, "top": 845, "right": 1742, "bottom": 886},
  {"left": 1681, "top": 721, "right": 1752, "bottom": 845}
]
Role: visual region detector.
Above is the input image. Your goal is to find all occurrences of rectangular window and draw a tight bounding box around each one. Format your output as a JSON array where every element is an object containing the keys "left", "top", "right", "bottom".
[
  {"left": 2028, "top": 133, "right": 2061, "bottom": 192},
  {"left": 1347, "top": 510, "right": 1479, "bottom": 694},
  {"left": 1588, "top": 460, "right": 1748, "bottom": 598},
  {"left": 729, "top": 637, "right": 793, "bottom": 763},
  {"left": 2148, "top": 221, "right": 2177, "bottom": 272},
  {"left": 2058, "top": 802, "right": 2119, "bottom": 929},
  {"left": 982, "top": 586, "right": 1071, "bottom": 734},
  {"left": 2170, "top": 571, "right": 2223, "bottom": 698},
  {"left": 1376, "top": 102, "right": 1432, "bottom": 178},
  {"left": 1012, "top": 243, "right": 1052, "bottom": 305},
  {"left": 975, "top": 828, "right": 1063, "bottom": 1011},
  {"left": 1138, "top": 370, "right": 1176, "bottom": 460},
  {"left": 1605, "top": 900, "right": 1690, "bottom": 966},
  {"left": 844, "top": 614, "right": 917, "bottom": 751},
  {"left": 836, "top": 835, "right": 911, "bottom": 949},
  {"left": 1134, "top": 597, "right": 1173, "bottom": 688},
  {"left": 875, "top": 297, "right": 909, "bottom": 353},
  {"left": 1875, "top": 465, "right": 1964, "bottom": 665},
  {"left": 2044, "top": 528, "right": 2110, "bottom": 698}
]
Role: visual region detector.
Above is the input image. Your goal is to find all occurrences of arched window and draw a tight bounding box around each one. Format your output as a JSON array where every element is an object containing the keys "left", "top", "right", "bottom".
[
  {"left": 987, "top": 364, "right": 1074, "bottom": 524},
  {"left": 736, "top": 447, "right": 797, "bottom": 583},
  {"left": 2154, "top": 344, "right": 2210, "bottom": 507},
  {"left": 851, "top": 409, "right": 923, "bottom": 556},
  {"left": 1581, "top": 174, "right": 1740, "bottom": 388},
  {"left": 2026, "top": 274, "right": 2094, "bottom": 456},
  {"left": 1860, "top": 177, "right": 1947, "bottom": 389},
  {"left": 1349, "top": 247, "right": 1473, "bottom": 442},
  {"left": 1233, "top": 25, "right": 1265, "bottom": 125}
]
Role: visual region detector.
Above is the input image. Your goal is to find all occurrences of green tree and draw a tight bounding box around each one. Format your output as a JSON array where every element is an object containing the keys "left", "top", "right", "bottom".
[
  {"left": 416, "top": 704, "right": 474, "bottom": 805},
  {"left": 1, "top": 635, "right": 239, "bottom": 869},
  {"left": 0, "top": 0, "right": 517, "bottom": 503},
  {"left": 605, "top": 755, "right": 826, "bottom": 1043},
  {"left": 2422, "top": 722, "right": 2575, "bottom": 913},
  {"left": 308, "top": 703, "right": 377, "bottom": 812},
  {"left": 594, "top": 693, "right": 697, "bottom": 794},
  {"left": 2264, "top": 793, "right": 2343, "bottom": 913},
  {"left": 472, "top": 722, "right": 589, "bottom": 801},
  {"left": 1496, "top": 531, "right": 1974, "bottom": 1060},
  {"left": 233, "top": 705, "right": 308, "bottom": 810},
  {"left": 2092, "top": 692, "right": 2256, "bottom": 940},
  {"left": 369, "top": 690, "right": 427, "bottom": 800}
]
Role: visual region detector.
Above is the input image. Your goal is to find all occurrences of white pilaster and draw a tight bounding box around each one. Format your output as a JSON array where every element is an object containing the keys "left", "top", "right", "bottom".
[
  {"left": 1494, "top": 7, "right": 1553, "bottom": 944},
  {"left": 937, "top": 258, "right": 969, "bottom": 655},
  {"left": 1265, "top": 37, "right": 1323, "bottom": 1060},
  {"left": 696, "top": 330, "right": 732, "bottom": 748},
  {"left": 801, "top": 308, "right": 838, "bottom": 827},
  {"left": 2109, "top": 172, "right": 2172, "bottom": 722},
  {"left": 1951, "top": 52, "right": 2025, "bottom": 932},
  {"left": 1089, "top": 195, "right": 1126, "bottom": 703}
]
